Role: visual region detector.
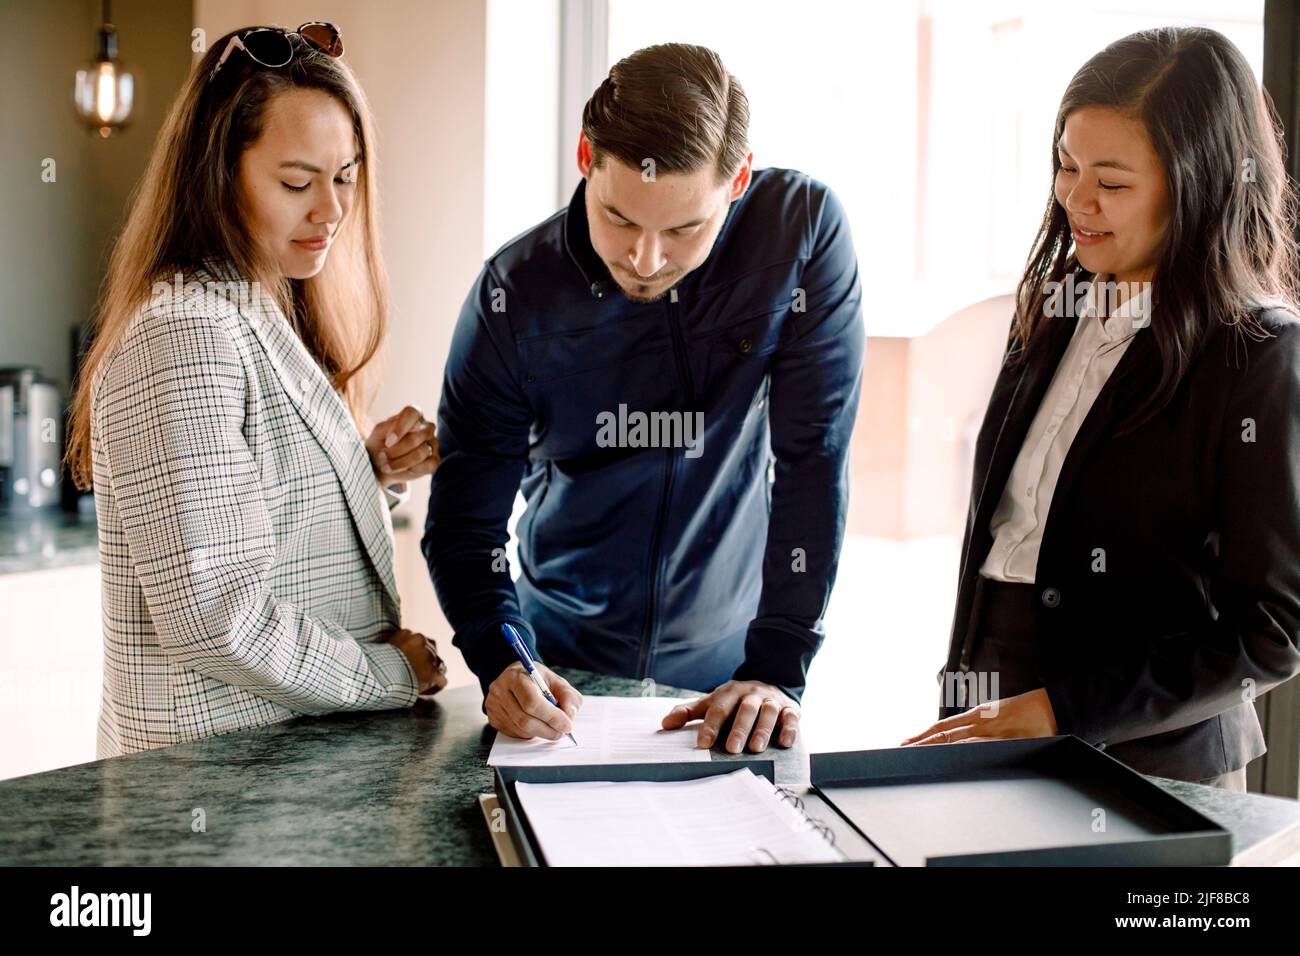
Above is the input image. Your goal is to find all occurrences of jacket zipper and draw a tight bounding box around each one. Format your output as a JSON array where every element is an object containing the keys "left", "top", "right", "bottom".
[
  {"left": 666, "top": 287, "right": 696, "bottom": 403},
  {"left": 638, "top": 449, "right": 675, "bottom": 678},
  {"left": 637, "top": 287, "right": 693, "bottom": 679}
]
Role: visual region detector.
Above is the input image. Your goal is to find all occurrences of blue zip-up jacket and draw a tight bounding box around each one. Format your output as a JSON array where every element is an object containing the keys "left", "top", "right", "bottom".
[{"left": 422, "top": 167, "right": 865, "bottom": 701}]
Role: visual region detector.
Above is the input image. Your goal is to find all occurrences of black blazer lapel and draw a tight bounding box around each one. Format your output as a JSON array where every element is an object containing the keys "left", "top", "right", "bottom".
[
  {"left": 941, "top": 315, "right": 1077, "bottom": 687},
  {"left": 1040, "top": 324, "right": 1161, "bottom": 543},
  {"left": 965, "top": 314, "right": 1078, "bottom": 576}
]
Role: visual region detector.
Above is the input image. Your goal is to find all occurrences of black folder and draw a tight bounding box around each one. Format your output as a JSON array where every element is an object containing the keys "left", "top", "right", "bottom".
[
  {"left": 491, "top": 736, "right": 1231, "bottom": 866},
  {"left": 807, "top": 735, "right": 1232, "bottom": 866}
]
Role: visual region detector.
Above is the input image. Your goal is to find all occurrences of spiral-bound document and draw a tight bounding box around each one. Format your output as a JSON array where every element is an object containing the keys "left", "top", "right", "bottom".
[{"left": 513, "top": 768, "right": 843, "bottom": 866}]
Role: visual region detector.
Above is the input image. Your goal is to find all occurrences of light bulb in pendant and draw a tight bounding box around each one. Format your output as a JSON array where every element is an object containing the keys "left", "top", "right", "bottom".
[{"left": 73, "top": 13, "right": 134, "bottom": 139}]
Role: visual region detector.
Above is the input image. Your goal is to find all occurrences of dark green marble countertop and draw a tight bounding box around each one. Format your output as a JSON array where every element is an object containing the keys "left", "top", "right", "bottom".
[
  {"left": 0, "top": 668, "right": 1296, "bottom": 866},
  {"left": 0, "top": 508, "right": 99, "bottom": 574}
]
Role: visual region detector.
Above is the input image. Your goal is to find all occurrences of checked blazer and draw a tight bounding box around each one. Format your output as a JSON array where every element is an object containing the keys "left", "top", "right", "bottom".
[{"left": 91, "top": 259, "right": 418, "bottom": 757}]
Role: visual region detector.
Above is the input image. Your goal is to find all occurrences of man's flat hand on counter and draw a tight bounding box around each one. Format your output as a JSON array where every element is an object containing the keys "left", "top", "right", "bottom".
[{"left": 661, "top": 680, "right": 800, "bottom": 754}]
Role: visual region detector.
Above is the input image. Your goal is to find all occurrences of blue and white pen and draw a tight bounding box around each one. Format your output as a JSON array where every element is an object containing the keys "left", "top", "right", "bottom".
[{"left": 500, "top": 622, "right": 578, "bottom": 746}]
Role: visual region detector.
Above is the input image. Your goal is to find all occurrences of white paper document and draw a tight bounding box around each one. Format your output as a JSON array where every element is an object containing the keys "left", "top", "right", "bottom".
[
  {"left": 514, "top": 768, "right": 844, "bottom": 866},
  {"left": 487, "top": 695, "right": 709, "bottom": 766}
]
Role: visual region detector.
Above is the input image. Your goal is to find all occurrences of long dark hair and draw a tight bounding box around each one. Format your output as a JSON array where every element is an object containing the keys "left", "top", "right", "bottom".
[
  {"left": 68, "top": 25, "right": 388, "bottom": 489},
  {"left": 1012, "top": 26, "right": 1299, "bottom": 433}
]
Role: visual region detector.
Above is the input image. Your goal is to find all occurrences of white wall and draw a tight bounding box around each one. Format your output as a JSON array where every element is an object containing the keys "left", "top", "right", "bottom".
[{"left": 485, "top": 0, "right": 561, "bottom": 257}]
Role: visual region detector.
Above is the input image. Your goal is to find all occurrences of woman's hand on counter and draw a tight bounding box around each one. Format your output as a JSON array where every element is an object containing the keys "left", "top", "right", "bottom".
[
  {"left": 898, "top": 687, "right": 1058, "bottom": 746},
  {"left": 486, "top": 662, "right": 583, "bottom": 741},
  {"left": 366, "top": 405, "right": 439, "bottom": 487},
  {"left": 379, "top": 628, "right": 448, "bottom": 695}
]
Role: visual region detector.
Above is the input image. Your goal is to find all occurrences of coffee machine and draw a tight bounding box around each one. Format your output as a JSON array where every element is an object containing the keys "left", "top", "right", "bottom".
[{"left": 0, "top": 366, "right": 63, "bottom": 512}]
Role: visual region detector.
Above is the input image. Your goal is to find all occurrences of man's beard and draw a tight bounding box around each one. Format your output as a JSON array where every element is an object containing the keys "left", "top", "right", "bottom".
[
  {"left": 620, "top": 284, "right": 670, "bottom": 304},
  {"left": 610, "top": 267, "right": 678, "bottom": 304}
]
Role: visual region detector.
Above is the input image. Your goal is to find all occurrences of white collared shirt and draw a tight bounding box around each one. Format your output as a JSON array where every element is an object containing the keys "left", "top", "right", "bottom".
[{"left": 980, "top": 275, "right": 1152, "bottom": 583}]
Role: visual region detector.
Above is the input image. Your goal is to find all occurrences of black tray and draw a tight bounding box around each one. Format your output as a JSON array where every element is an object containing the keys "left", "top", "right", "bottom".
[{"left": 810, "top": 736, "right": 1232, "bottom": 866}]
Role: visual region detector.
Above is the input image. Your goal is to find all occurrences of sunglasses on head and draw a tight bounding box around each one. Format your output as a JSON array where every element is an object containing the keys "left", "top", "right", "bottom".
[{"left": 208, "top": 22, "right": 343, "bottom": 83}]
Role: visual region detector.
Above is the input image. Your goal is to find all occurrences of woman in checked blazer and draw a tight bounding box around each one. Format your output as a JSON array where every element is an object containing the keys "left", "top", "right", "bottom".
[{"left": 66, "top": 23, "right": 446, "bottom": 757}]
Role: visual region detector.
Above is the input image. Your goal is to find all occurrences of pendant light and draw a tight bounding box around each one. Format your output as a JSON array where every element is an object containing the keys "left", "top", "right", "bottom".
[{"left": 73, "top": 0, "right": 135, "bottom": 138}]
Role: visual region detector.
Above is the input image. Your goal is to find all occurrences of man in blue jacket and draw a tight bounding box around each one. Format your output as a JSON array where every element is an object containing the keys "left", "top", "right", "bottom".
[{"left": 422, "top": 43, "right": 864, "bottom": 754}]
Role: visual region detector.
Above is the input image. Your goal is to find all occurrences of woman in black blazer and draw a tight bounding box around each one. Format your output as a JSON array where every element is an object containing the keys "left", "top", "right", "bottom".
[{"left": 902, "top": 26, "right": 1300, "bottom": 790}]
